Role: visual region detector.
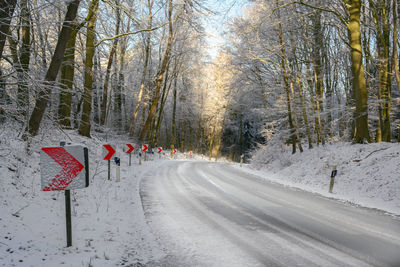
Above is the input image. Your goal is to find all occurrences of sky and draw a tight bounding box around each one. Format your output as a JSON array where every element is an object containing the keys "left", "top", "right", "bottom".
[{"left": 203, "top": 0, "right": 249, "bottom": 59}]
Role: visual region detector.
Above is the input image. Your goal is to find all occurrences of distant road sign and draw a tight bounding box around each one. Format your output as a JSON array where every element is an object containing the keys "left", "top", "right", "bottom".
[
  {"left": 125, "top": 144, "right": 134, "bottom": 154},
  {"left": 173, "top": 148, "right": 177, "bottom": 154},
  {"left": 103, "top": 144, "right": 116, "bottom": 160},
  {"left": 41, "top": 145, "right": 88, "bottom": 191},
  {"left": 157, "top": 147, "right": 163, "bottom": 153},
  {"left": 189, "top": 151, "right": 192, "bottom": 156},
  {"left": 142, "top": 144, "right": 148, "bottom": 152}
]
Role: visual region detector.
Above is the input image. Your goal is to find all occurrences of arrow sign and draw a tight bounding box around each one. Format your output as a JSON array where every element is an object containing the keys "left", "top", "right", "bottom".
[
  {"left": 173, "top": 148, "right": 177, "bottom": 154},
  {"left": 189, "top": 151, "right": 193, "bottom": 156},
  {"left": 157, "top": 147, "right": 163, "bottom": 153},
  {"left": 125, "top": 144, "right": 134, "bottom": 154},
  {"left": 103, "top": 144, "right": 116, "bottom": 160},
  {"left": 142, "top": 144, "right": 148, "bottom": 152},
  {"left": 40, "top": 145, "right": 88, "bottom": 191}
]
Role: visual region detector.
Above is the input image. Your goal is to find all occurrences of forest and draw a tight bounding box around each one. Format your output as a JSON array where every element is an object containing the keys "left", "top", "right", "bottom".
[{"left": 0, "top": 0, "right": 399, "bottom": 161}]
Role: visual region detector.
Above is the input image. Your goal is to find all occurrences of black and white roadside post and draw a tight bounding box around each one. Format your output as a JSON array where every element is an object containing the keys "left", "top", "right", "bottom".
[
  {"left": 114, "top": 155, "right": 121, "bottom": 182},
  {"left": 240, "top": 155, "right": 244, "bottom": 167},
  {"left": 103, "top": 144, "right": 116, "bottom": 180},
  {"left": 41, "top": 142, "right": 89, "bottom": 247},
  {"left": 329, "top": 166, "right": 337, "bottom": 193},
  {"left": 139, "top": 152, "right": 142, "bottom": 165}
]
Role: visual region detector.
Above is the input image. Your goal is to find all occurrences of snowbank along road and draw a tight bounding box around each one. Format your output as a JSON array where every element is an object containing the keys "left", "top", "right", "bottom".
[{"left": 140, "top": 161, "right": 400, "bottom": 267}]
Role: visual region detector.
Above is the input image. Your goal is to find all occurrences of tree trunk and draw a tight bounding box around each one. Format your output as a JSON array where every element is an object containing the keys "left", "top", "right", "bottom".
[
  {"left": 0, "top": 0, "right": 17, "bottom": 60},
  {"left": 16, "top": 0, "right": 31, "bottom": 117},
  {"left": 276, "top": 1, "right": 296, "bottom": 153},
  {"left": 78, "top": 0, "right": 99, "bottom": 137},
  {"left": 152, "top": 64, "right": 171, "bottom": 145},
  {"left": 129, "top": 0, "right": 153, "bottom": 136},
  {"left": 346, "top": 0, "right": 370, "bottom": 143},
  {"left": 58, "top": 28, "right": 78, "bottom": 128},
  {"left": 170, "top": 77, "right": 177, "bottom": 152},
  {"left": 393, "top": 0, "right": 400, "bottom": 141},
  {"left": 100, "top": 3, "right": 120, "bottom": 126},
  {"left": 26, "top": 0, "right": 81, "bottom": 136},
  {"left": 311, "top": 10, "right": 325, "bottom": 145},
  {"left": 370, "top": 0, "right": 391, "bottom": 142},
  {"left": 298, "top": 77, "right": 312, "bottom": 149},
  {"left": 139, "top": 0, "right": 173, "bottom": 141}
]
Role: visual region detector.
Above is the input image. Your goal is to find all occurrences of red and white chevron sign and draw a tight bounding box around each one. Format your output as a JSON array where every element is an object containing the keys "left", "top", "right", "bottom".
[
  {"left": 125, "top": 144, "right": 134, "bottom": 154},
  {"left": 103, "top": 144, "right": 116, "bottom": 160},
  {"left": 40, "top": 145, "right": 88, "bottom": 191},
  {"left": 173, "top": 148, "right": 177, "bottom": 154},
  {"left": 157, "top": 147, "right": 163, "bottom": 153},
  {"left": 142, "top": 144, "right": 148, "bottom": 152}
]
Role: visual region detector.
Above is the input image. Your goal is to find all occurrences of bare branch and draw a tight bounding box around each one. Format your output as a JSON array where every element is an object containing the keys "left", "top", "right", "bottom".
[{"left": 95, "top": 25, "right": 165, "bottom": 47}]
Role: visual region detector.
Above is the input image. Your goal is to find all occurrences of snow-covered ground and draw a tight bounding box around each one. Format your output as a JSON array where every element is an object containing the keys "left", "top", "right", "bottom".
[
  {"left": 1, "top": 124, "right": 399, "bottom": 266},
  {"left": 0, "top": 127, "right": 168, "bottom": 266},
  {"left": 247, "top": 142, "right": 400, "bottom": 215}
]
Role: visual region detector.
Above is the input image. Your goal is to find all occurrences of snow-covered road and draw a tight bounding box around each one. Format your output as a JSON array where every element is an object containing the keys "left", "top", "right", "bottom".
[{"left": 140, "top": 161, "right": 400, "bottom": 267}]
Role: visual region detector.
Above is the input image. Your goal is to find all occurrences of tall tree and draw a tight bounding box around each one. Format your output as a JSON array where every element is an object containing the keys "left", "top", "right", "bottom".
[
  {"left": 139, "top": 0, "right": 173, "bottom": 141},
  {"left": 17, "top": 0, "right": 31, "bottom": 116},
  {"left": 346, "top": 0, "right": 371, "bottom": 143},
  {"left": 78, "top": 0, "right": 100, "bottom": 137},
  {"left": 100, "top": 0, "right": 121, "bottom": 126},
  {"left": 0, "top": 0, "right": 17, "bottom": 60},
  {"left": 26, "top": 0, "right": 81, "bottom": 136},
  {"left": 129, "top": 0, "right": 154, "bottom": 136},
  {"left": 393, "top": 0, "right": 400, "bottom": 141}
]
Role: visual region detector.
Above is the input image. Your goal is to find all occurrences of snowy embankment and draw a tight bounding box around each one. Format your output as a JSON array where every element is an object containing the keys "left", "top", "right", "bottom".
[
  {"left": 243, "top": 142, "right": 400, "bottom": 215},
  {"left": 0, "top": 127, "right": 167, "bottom": 267}
]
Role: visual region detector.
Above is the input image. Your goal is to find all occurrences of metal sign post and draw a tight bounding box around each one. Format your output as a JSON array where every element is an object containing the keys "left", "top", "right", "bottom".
[
  {"left": 65, "top": 189, "right": 72, "bottom": 247},
  {"left": 157, "top": 147, "right": 163, "bottom": 159},
  {"left": 108, "top": 159, "right": 111, "bottom": 180},
  {"left": 60, "top": 142, "right": 72, "bottom": 247},
  {"left": 41, "top": 142, "right": 89, "bottom": 247},
  {"left": 103, "top": 144, "right": 116, "bottom": 180},
  {"left": 124, "top": 144, "right": 134, "bottom": 166},
  {"left": 142, "top": 144, "right": 148, "bottom": 161}
]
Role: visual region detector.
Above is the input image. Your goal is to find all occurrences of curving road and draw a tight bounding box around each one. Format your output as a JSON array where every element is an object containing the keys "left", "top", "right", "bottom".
[{"left": 139, "top": 161, "right": 400, "bottom": 267}]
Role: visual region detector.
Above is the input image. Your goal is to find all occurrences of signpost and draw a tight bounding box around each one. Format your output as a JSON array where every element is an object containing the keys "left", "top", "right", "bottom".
[
  {"left": 103, "top": 144, "right": 116, "bottom": 180},
  {"left": 142, "top": 144, "right": 148, "bottom": 152},
  {"left": 157, "top": 147, "right": 163, "bottom": 159},
  {"left": 125, "top": 144, "right": 134, "bottom": 166},
  {"left": 40, "top": 143, "right": 89, "bottom": 247},
  {"left": 189, "top": 151, "right": 193, "bottom": 157}
]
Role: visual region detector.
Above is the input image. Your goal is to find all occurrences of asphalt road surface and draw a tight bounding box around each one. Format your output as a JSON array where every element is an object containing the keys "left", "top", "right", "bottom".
[{"left": 140, "top": 161, "right": 400, "bottom": 267}]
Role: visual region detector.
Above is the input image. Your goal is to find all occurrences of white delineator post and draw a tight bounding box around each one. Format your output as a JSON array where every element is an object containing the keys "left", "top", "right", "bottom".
[
  {"left": 240, "top": 155, "right": 244, "bottom": 167},
  {"left": 329, "top": 165, "right": 337, "bottom": 193},
  {"left": 116, "top": 153, "right": 120, "bottom": 182}
]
